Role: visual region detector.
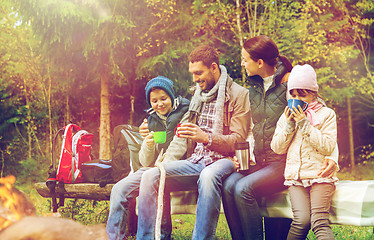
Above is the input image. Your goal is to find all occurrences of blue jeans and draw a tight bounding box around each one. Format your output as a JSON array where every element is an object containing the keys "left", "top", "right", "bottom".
[
  {"left": 137, "top": 158, "right": 235, "bottom": 240},
  {"left": 106, "top": 167, "right": 171, "bottom": 240},
  {"left": 222, "top": 162, "right": 287, "bottom": 240}
]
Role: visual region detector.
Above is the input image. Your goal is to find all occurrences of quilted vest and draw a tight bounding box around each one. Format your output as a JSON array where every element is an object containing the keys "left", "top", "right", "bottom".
[{"left": 248, "top": 68, "right": 288, "bottom": 165}]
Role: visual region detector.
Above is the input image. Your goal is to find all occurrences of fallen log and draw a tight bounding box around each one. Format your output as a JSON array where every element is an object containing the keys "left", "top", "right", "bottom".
[{"left": 34, "top": 182, "right": 114, "bottom": 201}]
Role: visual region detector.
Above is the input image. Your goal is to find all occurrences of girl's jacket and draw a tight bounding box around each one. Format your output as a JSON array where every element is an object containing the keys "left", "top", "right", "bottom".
[{"left": 271, "top": 105, "right": 337, "bottom": 180}]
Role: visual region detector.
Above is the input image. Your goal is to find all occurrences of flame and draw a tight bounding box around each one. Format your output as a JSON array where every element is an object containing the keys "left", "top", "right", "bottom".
[{"left": 0, "top": 175, "right": 23, "bottom": 230}]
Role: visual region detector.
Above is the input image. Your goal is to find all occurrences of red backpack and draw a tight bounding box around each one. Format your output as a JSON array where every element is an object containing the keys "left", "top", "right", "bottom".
[
  {"left": 46, "top": 123, "right": 93, "bottom": 212},
  {"left": 56, "top": 124, "right": 93, "bottom": 183}
]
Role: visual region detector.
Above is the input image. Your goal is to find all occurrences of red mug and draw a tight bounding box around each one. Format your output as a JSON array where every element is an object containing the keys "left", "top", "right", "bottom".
[{"left": 174, "top": 123, "right": 181, "bottom": 137}]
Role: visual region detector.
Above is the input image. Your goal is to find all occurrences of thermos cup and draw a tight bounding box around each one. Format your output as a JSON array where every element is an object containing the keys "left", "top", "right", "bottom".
[{"left": 235, "top": 142, "right": 250, "bottom": 171}]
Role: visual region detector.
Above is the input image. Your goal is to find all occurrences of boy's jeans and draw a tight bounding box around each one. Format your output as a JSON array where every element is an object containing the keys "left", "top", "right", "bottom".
[{"left": 106, "top": 167, "right": 171, "bottom": 240}]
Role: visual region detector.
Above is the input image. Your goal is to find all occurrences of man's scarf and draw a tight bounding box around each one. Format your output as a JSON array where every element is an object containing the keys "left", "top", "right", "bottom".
[{"left": 188, "top": 65, "right": 230, "bottom": 135}]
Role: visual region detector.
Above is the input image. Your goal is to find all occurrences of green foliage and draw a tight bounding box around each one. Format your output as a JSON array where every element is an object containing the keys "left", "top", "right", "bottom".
[
  {"left": 1, "top": 0, "right": 374, "bottom": 177},
  {"left": 358, "top": 144, "right": 374, "bottom": 162},
  {"left": 18, "top": 158, "right": 44, "bottom": 182},
  {"left": 59, "top": 199, "right": 109, "bottom": 225}
]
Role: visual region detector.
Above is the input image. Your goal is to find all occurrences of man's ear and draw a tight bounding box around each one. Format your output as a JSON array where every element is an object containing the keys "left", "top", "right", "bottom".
[{"left": 210, "top": 62, "right": 219, "bottom": 73}]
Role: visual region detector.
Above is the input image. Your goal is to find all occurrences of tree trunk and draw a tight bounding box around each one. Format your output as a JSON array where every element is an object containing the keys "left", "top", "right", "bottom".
[
  {"left": 236, "top": 0, "right": 246, "bottom": 84},
  {"left": 347, "top": 97, "right": 355, "bottom": 170},
  {"left": 99, "top": 51, "right": 111, "bottom": 160},
  {"left": 48, "top": 61, "right": 53, "bottom": 165}
]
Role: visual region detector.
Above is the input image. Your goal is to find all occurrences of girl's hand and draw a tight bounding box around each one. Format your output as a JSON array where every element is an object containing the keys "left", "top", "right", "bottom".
[
  {"left": 139, "top": 119, "right": 150, "bottom": 139},
  {"left": 285, "top": 107, "right": 293, "bottom": 122},
  {"left": 291, "top": 105, "right": 306, "bottom": 122},
  {"left": 144, "top": 131, "right": 155, "bottom": 148}
]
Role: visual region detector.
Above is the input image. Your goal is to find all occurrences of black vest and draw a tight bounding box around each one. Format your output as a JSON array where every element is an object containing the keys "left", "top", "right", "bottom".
[
  {"left": 147, "top": 96, "right": 190, "bottom": 154},
  {"left": 248, "top": 71, "right": 288, "bottom": 165}
]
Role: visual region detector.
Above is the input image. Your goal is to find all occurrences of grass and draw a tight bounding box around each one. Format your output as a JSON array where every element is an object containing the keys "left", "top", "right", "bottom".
[{"left": 14, "top": 161, "right": 374, "bottom": 239}]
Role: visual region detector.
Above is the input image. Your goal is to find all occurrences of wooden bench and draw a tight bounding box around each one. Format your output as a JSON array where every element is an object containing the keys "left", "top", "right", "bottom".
[{"left": 35, "top": 180, "right": 374, "bottom": 229}]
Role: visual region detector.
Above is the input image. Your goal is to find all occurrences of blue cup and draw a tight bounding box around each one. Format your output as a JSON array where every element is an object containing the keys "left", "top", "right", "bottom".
[{"left": 288, "top": 99, "right": 308, "bottom": 113}]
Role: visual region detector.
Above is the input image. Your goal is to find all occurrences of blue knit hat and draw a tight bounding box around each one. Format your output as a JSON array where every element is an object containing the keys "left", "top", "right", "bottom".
[{"left": 145, "top": 76, "right": 175, "bottom": 107}]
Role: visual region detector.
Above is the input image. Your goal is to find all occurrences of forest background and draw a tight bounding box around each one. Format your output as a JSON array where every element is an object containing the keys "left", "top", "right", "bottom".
[{"left": 1, "top": 0, "right": 374, "bottom": 183}]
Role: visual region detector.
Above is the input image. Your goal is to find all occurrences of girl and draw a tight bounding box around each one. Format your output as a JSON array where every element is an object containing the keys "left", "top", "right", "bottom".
[{"left": 271, "top": 64, "right": 338, "bottom": 240}]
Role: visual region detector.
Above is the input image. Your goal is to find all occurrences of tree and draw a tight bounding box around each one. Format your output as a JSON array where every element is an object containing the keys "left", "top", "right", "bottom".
[{"left": 15, "top": 0, "right": 199, "bottom": 160}]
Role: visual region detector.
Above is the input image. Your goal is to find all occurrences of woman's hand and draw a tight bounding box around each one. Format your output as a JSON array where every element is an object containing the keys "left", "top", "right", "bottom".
[
  {"left": 139, "top": 119, "right": 150, "bottom": 139},
  {"left": 318, "top": 158, "right": 338, "bottom": 178}
]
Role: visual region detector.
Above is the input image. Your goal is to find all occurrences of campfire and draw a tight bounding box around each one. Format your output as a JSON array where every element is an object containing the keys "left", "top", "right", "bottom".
[
  {"left": 0, "top": 175, "right": 107, "bottom": 240},
  {"left": 0, "top": 175, "right": 35, "bottom": 231}
]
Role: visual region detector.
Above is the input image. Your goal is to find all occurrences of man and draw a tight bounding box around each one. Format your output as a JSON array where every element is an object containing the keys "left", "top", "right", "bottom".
[{"left": 136, "top": 45, "right": 251, "bottom": 239}]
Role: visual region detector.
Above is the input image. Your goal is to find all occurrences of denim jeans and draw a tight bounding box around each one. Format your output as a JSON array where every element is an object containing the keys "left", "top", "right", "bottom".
[
  {"left": 222, "top": 162, "right": 287, "bottom": 240},
  {"left": 106, "top": 167, "right": 172, "bottom": 240},
  {"left": 136, "top": 158, "right": 235, "bottom": 240}
]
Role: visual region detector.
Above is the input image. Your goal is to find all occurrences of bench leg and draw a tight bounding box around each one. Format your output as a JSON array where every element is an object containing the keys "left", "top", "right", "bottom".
[
  {"left": 264, "top": 217, "right": 292, "bottom": 240},
  {"left": 126, "top": 198, "right": 137, "bottom": 236}
]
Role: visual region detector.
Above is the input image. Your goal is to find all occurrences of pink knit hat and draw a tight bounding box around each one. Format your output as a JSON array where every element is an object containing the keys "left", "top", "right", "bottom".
[{"left": 288, "top": 64, "right": 319, "bottom": 92}]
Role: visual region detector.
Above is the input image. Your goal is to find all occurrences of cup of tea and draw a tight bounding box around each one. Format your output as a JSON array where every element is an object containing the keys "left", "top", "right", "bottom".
[
  {"left": 288, "top": 99, "right": 308, "bottom": 113},
  {"left": 235, "top": 142, "right": 250, "bottom": 171},
  {"left": 174, "top": 124, "right": 181, "bottom": 137},
  {"left": 153, "top": 131, "right": 166, "bottom": 144}
]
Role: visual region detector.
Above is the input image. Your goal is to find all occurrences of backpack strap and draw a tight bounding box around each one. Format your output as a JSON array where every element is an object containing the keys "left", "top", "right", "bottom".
[
  {"left": 45, "top": 127, "right": 66, "bottom": 212},
  {"left": 46, "top": 168, "right": 58, "bottom": 212}
]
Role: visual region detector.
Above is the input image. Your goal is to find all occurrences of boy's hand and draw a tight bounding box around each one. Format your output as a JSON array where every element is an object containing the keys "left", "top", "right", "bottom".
[
  {"left": 139, "top": 119, "right": 150, "bottom": 139},
  {"left": 144, "top": 131, "right": 155, "bottom": 148},
  {"left": 176, "top": 123, "right": 210, "bottom": 144}
]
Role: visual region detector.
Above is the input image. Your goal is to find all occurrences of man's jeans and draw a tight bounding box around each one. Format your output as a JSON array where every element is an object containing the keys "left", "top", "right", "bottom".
[
  {"left": 136, "top": 158, "right": 235, "bottom": 240},
  {"left": 106, "top": 167, "right": 171, "bottom": 240},
  {"left": 222, "top": 162, "right": 287, "bottom": 240}
]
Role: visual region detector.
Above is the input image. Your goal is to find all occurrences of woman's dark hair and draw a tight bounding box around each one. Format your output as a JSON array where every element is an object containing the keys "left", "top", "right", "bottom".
[
  {"left": 243, "top": 35, "right": 292, "bottom": 72},
  {"left": 188, "top": 45, "right": 220, "bottom": 68}
]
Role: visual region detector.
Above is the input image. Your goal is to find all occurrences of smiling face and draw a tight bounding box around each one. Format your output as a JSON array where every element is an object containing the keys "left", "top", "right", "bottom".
[
  {"left": 241, "top": 48, "right": 261, "bottom": 77},
  {"left": 149, "top": 88, "right": 172, "bottom": 116},
  {"left": 289, "top": 89, "right": 315, "bottom": 104},
  {"left": 189, "top": 61, "right": 217, "bottom": 92}
]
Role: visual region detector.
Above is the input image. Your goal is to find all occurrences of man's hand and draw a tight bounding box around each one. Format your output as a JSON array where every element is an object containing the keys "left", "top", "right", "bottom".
[
  {"left": 176, "top": 123, "right": 209, "bottom": 144},
  {"left": 139, "top": 119, "right": 150, "bottom": 139},
  {"left": 318, "top": 158, "right": 337, "bottom": 178},
  {"left": 230, "top": 156, "right": 240, "bottom": 172}
]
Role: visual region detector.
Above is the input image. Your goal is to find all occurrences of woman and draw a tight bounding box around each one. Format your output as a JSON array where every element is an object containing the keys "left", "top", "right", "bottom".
[
  {"left": 222, "top": 36, "right": 338, "bottom": 240},
  {"left": 222, "top": 35, "right": 292, "bottom": 240}
]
